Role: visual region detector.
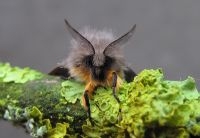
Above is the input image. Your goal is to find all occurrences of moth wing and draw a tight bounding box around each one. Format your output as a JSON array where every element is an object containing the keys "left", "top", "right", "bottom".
[
  {"left": 48, "top": 66, "right": 70, "bottom": 79},
  {"left": 123, "top": 66, "right": 136, "bottom": 83}
]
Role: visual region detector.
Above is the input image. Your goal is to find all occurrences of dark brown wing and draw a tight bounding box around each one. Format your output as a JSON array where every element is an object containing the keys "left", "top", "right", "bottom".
[
  {"left": 123, "top": 67, "right": 136, "bottom": 82},
  {"left": 48, "top": 66, "right": 70, "bottom": 79}
]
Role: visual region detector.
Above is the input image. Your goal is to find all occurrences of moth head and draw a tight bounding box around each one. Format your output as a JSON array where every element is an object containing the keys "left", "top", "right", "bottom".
[{"left": 64, "top": 19, "right": 136, "bottom": 79}]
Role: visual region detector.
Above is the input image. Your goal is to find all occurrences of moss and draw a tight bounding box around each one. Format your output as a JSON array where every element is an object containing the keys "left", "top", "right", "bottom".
[
  {"left": 0, "top": 63, "right": 86, "bottom": 137},
  {"left": 1, "top": 63, "right": 200, "bottom": 137}
]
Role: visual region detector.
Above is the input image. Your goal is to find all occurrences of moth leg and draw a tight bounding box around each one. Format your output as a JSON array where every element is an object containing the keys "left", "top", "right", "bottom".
[
  {"left": 83, "top": 91, "right": 94, "bottom": 126},
  {"left": 82, "top": 82, "right": 96, "bottom": 126},
  {"left": 112, "top": 72, "right": 120, "bottom": 103},
  {"left": 112, "top": 72, "right": 122, "bottom": 121}
]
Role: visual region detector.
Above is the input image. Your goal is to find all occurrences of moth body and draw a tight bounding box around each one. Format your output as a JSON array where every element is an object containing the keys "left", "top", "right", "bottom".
[{"left": 49, "top": 19, "right": 137, "bottom": 124}]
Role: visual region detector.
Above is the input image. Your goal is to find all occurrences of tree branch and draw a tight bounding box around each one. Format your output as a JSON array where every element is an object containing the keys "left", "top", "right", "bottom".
[{"left": 1, "top": 62, "right": 200, "bottom": 137}]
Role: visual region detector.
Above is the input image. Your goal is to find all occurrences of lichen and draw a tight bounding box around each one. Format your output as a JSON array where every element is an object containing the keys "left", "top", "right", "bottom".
[
  {"left": 46, "top": 122, "right": 69, "bottom": 138},
  {"left": 61, "top": 80, "right": 84, "bottom": 104},
  {"left": 119, "top": 69, "right": 200, "bottom": 137},
  {"left": 1, "top": 62, "right": 200, "bottom": 137},
  {"left": 0, "top": 62, "right": 44, "bottom": 83},
  {"left": 0, "top": 62, "right": 87, "bottom": 137},
  {"left": 79, "top": 69, "right": 200, "bottom": 137}
]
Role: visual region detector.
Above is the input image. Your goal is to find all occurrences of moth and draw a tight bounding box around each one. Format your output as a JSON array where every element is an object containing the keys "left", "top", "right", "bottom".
[{"left": 49, "top": 19, "right": 137, "bottom": 124}]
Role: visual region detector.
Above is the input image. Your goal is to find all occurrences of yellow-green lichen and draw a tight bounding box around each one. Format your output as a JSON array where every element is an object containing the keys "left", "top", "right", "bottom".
[
  {"left": 26, "top": 106, "right": 43, "bottom": 121},
  {"left": 0, "top": 62, "right": 44, "bottom": 83},
  {"left": 61, "top": 80, "right": 84, "bottom": 104},
  {"left": 25, "top": 107, "right": 71, "bottom": 138},
  {"left": 119, "top": 69, "right": 200, "bottom": 137},
  {"left": 59, "top": 69, "right": 200, "bottom": 137},
  {"left": 91, "top": 87, "right": 120, "bottom": 125},
  {"left": 1, "top": 62, "right": 200, "bottom": 137},
  {"left": 0, "top": 63, "right": 85, "bottom": 137},
  {"left": 46, "top": 123, "right": 69, "bottom": 138}
]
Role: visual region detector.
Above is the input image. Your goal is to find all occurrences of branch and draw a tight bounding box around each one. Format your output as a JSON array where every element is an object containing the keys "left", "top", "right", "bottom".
[{"left": 0, "top": 62, "right": 200, "bottom": 137}]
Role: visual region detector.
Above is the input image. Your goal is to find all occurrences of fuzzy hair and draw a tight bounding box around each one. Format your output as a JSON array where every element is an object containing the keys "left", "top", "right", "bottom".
[{"left": 59, "top": 27, "right": 126, "bottom": 77}]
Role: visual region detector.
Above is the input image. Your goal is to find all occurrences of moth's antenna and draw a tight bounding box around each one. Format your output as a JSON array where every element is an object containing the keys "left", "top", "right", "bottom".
[
  {"left": 64, "top": 19, "right": 95, "bottom": 54},
  {"left": 104, "top": 24, "right": 136, "bottom": 55}
]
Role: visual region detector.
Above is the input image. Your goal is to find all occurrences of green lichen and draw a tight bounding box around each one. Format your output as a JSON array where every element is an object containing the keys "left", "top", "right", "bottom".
[
  {"left": 1, "top": 62, "right": 200, "bottom": 137},
  {"left": 0, "top": 62, "right": 44, "bottom": 83},
  {"left": 61, "top": 80, "right": 84, "bottom": 104},
  {"left": 27, "top": 106, "right": 43, "bottom": 120},
  {"left": 25, "top": 107, "right": 69, "bottom": 138},
  {"left": 46, "top": 123, "right": 69, "bottom": 138},
  {"left": 0, "top": 62, "right": 86, "bottom": 137},
  {"left": 59, "top": 68, "right": 200, "bottom": 137},
  {"left": 118, "top": 69, "right": 200, "bottom": 137}
]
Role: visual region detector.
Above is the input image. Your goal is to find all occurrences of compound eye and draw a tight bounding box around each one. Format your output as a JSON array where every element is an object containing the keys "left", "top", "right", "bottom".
[{"left": 84, "top": 55, "right": 93, "bottom": 68}]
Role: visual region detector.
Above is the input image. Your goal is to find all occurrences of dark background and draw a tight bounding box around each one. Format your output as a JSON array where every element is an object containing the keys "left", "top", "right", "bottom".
[{"left": 0, "top": 0, "right": 200, "bottom": 137}]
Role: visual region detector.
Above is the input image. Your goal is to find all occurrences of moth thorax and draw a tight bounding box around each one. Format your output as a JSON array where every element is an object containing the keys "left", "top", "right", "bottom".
[{"left": 93, "top": 54, "right": 105, "bottom": 67}]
